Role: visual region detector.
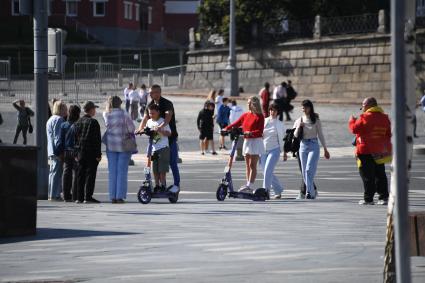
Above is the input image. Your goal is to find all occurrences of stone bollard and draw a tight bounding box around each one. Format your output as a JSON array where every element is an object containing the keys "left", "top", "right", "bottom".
[
  {"left": 147, "top": 73, "right": 153, "bottom": 87},
  {"left": 132, "top": 74, "right": 138, "bottom": 86},
  {"left": 314, "top": 15, "right": 321, "bottom": 39},
  {"left": 178, "top": 73, "right": 184, "bottom": 88},
  {"left": 117, "top": 73, "right": 123, "bottom": 87},
  {"left": 377, "top": 9, "right": 386, "bottom": 33},
  {"left": 162, "top": 74, "right": 168, "bottom": 87}
]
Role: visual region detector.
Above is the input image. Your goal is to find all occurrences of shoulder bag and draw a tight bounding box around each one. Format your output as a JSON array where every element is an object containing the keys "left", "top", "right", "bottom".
[{"left": 122, "top": 113, "right": 137, "bottom": 153}]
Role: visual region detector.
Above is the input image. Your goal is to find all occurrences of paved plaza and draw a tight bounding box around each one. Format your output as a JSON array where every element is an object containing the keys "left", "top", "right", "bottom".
[{"left": 1, "top": 96, "right": 425, "bottom": 282}]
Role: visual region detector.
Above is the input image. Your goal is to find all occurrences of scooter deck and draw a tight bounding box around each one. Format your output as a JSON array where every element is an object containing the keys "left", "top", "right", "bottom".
[
  {"left": 151, "top": 191, "right": 174, "bottom": 198},
  {"left": 228, "top": 191, "right": 267, "bottom": 201}
]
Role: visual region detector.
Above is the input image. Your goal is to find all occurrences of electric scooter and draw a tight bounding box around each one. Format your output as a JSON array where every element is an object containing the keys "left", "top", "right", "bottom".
[
  {"left": 216, "top": 127, "right": 269, "bottom": 201},
  {"left": 137, "top": 127, "right": 179, "bottom": 204}
]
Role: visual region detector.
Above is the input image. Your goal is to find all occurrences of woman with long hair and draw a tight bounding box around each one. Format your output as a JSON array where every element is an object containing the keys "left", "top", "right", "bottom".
[
  {"left": 206, "top": 89, "right": 217, "bottom": 103},
  {"left": 294, "top": 100, "right": 330, "bottom": 199},
  {"left": 102, "top": 96, "right": 136, "bottom": 203},
  {"left": 225, "top": 96, "right": 265, "bottom": 193},
  {"left": 260, "top": 102, "right": 286, "bottom": 199}
]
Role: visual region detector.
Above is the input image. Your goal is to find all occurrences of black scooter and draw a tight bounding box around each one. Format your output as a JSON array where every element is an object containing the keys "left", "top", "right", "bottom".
[
  {"left": 137, "top": 127, "right": 179, "bottom": 204},
  {"left": 216, "top": 128, "right": 269, "bottom": 201}
]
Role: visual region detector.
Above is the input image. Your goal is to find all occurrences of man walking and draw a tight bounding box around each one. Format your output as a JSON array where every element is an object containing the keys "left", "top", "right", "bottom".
[
  {"left": 74, "top": 101, "right": 102, "bottom": 203},
  {"left": 349, "top": 97, "right": 392, "bottom": 205},
  {"left": 124, "top": 83, "right": 133, "bottom": 113},
  {"left": 137, "top": 84, "right": 180, "bottom": 192}
]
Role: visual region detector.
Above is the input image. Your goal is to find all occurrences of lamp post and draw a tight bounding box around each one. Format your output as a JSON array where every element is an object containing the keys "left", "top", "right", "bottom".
[{"left": 225, "top": 0, "right": 238, "bottom": 97}]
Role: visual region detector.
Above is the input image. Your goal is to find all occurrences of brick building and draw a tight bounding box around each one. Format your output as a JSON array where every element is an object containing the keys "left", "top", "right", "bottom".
[{"left": 0, "top": 0, "right": 200, "bottom": 47}]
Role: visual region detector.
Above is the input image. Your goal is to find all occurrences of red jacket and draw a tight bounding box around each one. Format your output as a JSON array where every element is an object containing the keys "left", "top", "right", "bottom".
[
  {"left": 348, "top": 107, "right": 392, "bottom": 156},
  {"left": 225, "top": 112, "right": 264, "bottom": 138}
]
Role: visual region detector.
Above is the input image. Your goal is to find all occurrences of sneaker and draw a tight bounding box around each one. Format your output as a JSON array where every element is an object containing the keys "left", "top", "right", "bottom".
[
  {"left": 296, "top": 192, "right": 305, "bottom": 200},
  {"left": 238, "top": 186, "right": 252, "bottom": 193},
  {"left": 153, "top": 185, "right": 161, "bottom": 193},
  {"left": 111, "top": 199, "right": 117, "bottom": 204},
  {"left": 84, "top": 197, "right": 101, "bottom": 204},
  {"left": 116, "top": 199, "right": 125, "bottom": 204},
  {"left": 358, "top": 200, "right": 374, "bottom": 205},
  {"left": 377, "top": 199, "right": 388, "bottom": 205},
  {"left": 201, "top": 152, "right": 205, "bottom": 155},
  {"left": 168, "top": 185, "right": 180, "bottom": 193},
  {"left": 212, "top": 151, "right": 218, "bottom": 155},
  {"left": 273, "top": 194, "right": 282, "bottom": 200},
  {"left": 75, "top": 200, "right": 83, "bottom": 204},
  {"left": 306, "top": 193, "right": 315, "bottom": 200},
  {"left": 49, "top": 197, "right": 63, "bottom": 202},
  {"left": 160, "top": 185, "right": 167, "bottom": 192}
]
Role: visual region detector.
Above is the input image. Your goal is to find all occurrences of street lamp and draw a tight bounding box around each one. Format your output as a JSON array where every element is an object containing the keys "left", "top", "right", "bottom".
[{"left": 225, "top": 0, "right": 239, "bottom": 97}]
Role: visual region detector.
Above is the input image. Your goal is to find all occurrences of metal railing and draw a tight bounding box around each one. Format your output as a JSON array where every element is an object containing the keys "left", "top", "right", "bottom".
[{"left": 321, "top": 13, "right": 380, "bottom": 36}]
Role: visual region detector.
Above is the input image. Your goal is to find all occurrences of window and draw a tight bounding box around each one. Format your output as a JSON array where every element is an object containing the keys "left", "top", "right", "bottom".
[
  {"left": 66, "top": 1, "right": 78, "bottom": 17},
  {"left": 135, "top": 3, "right": 140, "bottom": 21},
  {"left": 12, "top": 0, "right": 19, "bottom": 16},
  {"left": 148, "top": 6, "right": 152, "bottom": 25},
  {"left": 93, "top": 1, "right": 105, "bottom": 17},
  {"left": 124, "top": 1, "right": 133, "bottom": 20}
]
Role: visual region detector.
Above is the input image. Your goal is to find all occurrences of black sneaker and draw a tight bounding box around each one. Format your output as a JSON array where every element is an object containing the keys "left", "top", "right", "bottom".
[
  {"left": 153, "top": 185, "right": 161, "bottom": 193},
  {"left": 84, "top": 197, "right": 101, "bottom": 204},
  {"left": 212, "top": 151, "right": 218, "bottom": 155},
  {"left": 306, "top": 193, "right": 315, "bottom": 200},
  {"left": 160, "top": 185, "right": 167, "bottom": 192}
]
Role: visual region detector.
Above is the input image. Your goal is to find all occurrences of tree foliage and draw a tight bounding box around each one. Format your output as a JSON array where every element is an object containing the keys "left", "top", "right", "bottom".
[{"left": 198, "top": 0, "right": 389, "bottom": 45}]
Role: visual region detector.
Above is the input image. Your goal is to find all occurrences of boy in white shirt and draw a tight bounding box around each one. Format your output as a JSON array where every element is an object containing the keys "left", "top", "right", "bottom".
[
  {"left": 146, "top": 104, "right": 172, "bottom": 191},
  {"left": 128, "top": 86, "right": 140, "bottom": 121}
]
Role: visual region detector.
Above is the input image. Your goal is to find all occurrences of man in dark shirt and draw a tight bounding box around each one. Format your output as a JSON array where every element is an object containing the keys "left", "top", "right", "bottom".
[
  {"left": 74, "top": 101, "right": 102, "bottom": 203},
  {"left": 137, "top": 84, "right": 180, "bottom": 192},
  {"left": 12, "top": 100, "right": 34, "bottom": 144}
]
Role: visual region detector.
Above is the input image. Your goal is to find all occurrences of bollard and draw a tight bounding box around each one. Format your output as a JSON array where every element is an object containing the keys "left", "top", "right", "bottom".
[
  {"left": 178, "top": 73, "right": 184, "bottom": 88},
  {"left": 117, "top": 73, "right": 123, "bottom": 87},
  {"left": 147, "top": 73, "right": 153, "bottom": 86},
  {"left": 162, "top": 74, "right": 168, "bottom": 87}
]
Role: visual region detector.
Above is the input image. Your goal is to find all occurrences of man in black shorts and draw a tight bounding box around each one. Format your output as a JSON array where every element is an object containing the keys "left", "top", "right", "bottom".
[
  {"left": 137, "top": 84, "right": 180, "bottom": 192},
  {"left": 197, "top": 101, "right": 217, "bottom": 155}
]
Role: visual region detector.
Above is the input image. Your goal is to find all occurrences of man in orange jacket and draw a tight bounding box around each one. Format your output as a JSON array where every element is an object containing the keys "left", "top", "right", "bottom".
[{"left": 349, "top": 97, "right": 392, "bottom": 205}]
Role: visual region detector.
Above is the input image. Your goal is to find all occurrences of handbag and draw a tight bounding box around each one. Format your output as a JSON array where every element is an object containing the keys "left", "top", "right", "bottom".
[
  {"left": 121, "top": 114, "right": 137, "bottom": 153},
  {"left": 28, "top": 118, "right": 33, "bottom": 134}
]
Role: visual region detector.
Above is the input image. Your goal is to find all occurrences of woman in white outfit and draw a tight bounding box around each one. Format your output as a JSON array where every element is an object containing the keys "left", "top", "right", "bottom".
[{"left": 260, "top": 102, "right": 287, "bottom": 199}]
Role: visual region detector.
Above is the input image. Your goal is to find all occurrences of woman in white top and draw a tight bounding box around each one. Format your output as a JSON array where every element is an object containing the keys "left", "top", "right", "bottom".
[
  {"left": 294, "top": 100, "right": 330, "bottom": 199},
  {"left": 260, "top": 102, "right": 286, "bottom": 199}
]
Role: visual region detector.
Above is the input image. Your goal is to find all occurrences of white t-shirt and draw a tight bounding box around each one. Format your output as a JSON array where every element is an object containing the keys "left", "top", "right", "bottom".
[
  {"left": 123, "top": 87, "right": 131, "bottom": 101},
  {"left": 229, "top": 105, "right": 243, "bottom": 124},
  {"left": 128, "top": 89, "right": 140, "bottom": 103},
  {"left": 139, "top": 89, "right": 149, "bottom": 104},
  {"left": 272, "top": 85, "right": 287, "bottom": 100},
  {"left": 215, "top": 95, "right": 223, "bottom": 114},
  {"left": 263, "top": 118, "right": 280, "bottom": 151},
  {"left": 146, "top": 117, "right": 171, "bottom": 152}
]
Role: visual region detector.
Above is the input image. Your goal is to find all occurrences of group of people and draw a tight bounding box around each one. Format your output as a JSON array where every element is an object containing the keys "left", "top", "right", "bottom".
[
  {"left": 44, "top": 84, "right": 181, "bottom": 204},
  {"left": 123, "top": 82, "right": 149, "bottom": 121},
  {"left": 259, "top": 80, "right": 297, "bottom": 121}
]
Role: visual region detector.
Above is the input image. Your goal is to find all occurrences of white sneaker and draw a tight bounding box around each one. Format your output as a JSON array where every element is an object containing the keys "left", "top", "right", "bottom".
[
  {"left": 169, "top": 185, "right": 180, "bottom": 193},
  {"left": 358, "top": 200, "right": 374, "bottom": 205},
  {"left": 377, "top": 199, "right": 388, "bottom": 205},
  {"left": 238, "top": 186, "right": 252, "bottom": 193},
  {"left": 296, "top": 192, "right": 305, "bottom": 200},
  {"left": 272, "top": 194, "right": 282, "bottom": 200}
]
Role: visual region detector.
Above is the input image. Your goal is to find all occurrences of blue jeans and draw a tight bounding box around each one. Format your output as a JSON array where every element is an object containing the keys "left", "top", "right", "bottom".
[
  {"left": 260, "top": 147, "right": 283, "bottom": 194},
  {"left": 107, "top": 151, "right": 132, "bottom": 200},
  {"left": 300, "top": 138, "right": 320, "bottom": 197},
  {"left": 48, "top": 156, "right": 63, "bottom": 199},
  {"left": 169, "top": 140, "right": 180, "bottom": 187}
]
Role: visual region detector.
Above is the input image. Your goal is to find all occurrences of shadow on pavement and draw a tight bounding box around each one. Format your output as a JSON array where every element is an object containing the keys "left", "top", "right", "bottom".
[{"left": 0, "top": 228, "right": 140, "bottom": 244}]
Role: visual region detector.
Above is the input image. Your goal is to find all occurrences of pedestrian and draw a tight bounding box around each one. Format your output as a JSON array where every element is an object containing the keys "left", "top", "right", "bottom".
[
  {"left": 139, "top": 84, "right": 149, "bottom": 119},
  {"left": 217, "top": 97, "right": 231, "bottom": 150},
  {"left": 285, "top": 80, "right": 297, "bottom": 119},
  {"left": 146, "top": 104, "right": 172, "bottom": 191},
  {"left": 229, "top": 99, "right": 243, "bottom": 124},
  {"left": 46, "top": 100, "right": 67, "bottom": 201},
  {"left": 59, "top": 104, "right": 81, "bottom": 202},
  {"left": 206, "top": 89, "right": 217, "bottom": 103},
  {"left": 124, "top": 82, "right": 133, "bottom": 113},
  {"left": 259, "top": 82, "right": 271, "bottom": 117},
  {"left": 197, "top": 101, "right": 217, "bottom": 155},
  {"left": 349, "top": 97, "right": 392, "bottom": 205},
  {"left": 294, "top": 100, "right": 330, "bottom": 200},
  {"left": 225, "top": 96, "right": 265, "bottom": 193},
  {"left": 128, "top": 85, "right": 140, "bottom": 121},
  {"left": 103, "top": 96, "right": 136, "bottom": 203},
  {"left": 260, "top": 102, "right": 286, "bottom": 199},
  {"left": 74, "top": 101, "right": 102, "bottom": 204},
  {"left": 12, "top": 99, "right": 34, "bottom": 145},
  {"left": 136, "top": 84, "right": 180, "bottom": 192},
  {"left": 272, "top": 82, "right": 289, "bottom": 121},
  {"left": 215, "top": 89, "right": 225, "bottom": 114}
]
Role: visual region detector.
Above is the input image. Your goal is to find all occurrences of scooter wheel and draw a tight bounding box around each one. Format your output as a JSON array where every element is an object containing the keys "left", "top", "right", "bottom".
[
  {"left": 216, "top": 185, "right": 227, "bottom": 201},
  {"left": 137, "top": 187, "right": 152, "bottom": 204},
  {"left": 168, "top": 193, "right": 178, "bottom": 203}
]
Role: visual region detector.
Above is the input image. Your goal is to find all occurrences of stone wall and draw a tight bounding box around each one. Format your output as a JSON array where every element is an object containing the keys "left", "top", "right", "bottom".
[{"left": 184, "top": 33, "right": 411, "bottom": 100}]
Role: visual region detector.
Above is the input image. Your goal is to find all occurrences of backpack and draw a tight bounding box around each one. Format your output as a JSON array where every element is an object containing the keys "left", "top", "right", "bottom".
[
  {"left": 283, "top": 128, "right": 301, "bottom": 156},
  {"left": 287, "top": 87, "right": 297, "bottom": 100}
]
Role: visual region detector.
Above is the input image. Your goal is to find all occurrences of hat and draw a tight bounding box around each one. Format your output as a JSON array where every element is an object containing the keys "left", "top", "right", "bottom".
[{"left": 83, "top": 101, "right": 99, "bottom": 112}]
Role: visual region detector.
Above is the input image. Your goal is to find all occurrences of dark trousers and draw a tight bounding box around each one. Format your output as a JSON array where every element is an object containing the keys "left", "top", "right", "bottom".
[
  {"left": 125, "top": 100, "right": 130, "bottom": 113},
  {"left": 76, "top": 157, "right": 99, "bottom": 201},
  {"left": 296, "top": 151, "right": 317, "bottom": 195},
  {"left": 63, "top": 153, "right": 78, "bottom": 201},
  {"left": 357, "top": 154, "right": 389, "bottom": 202},
  {"left": 13, "top": 125, "right": 28, "bottom": 144}
]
